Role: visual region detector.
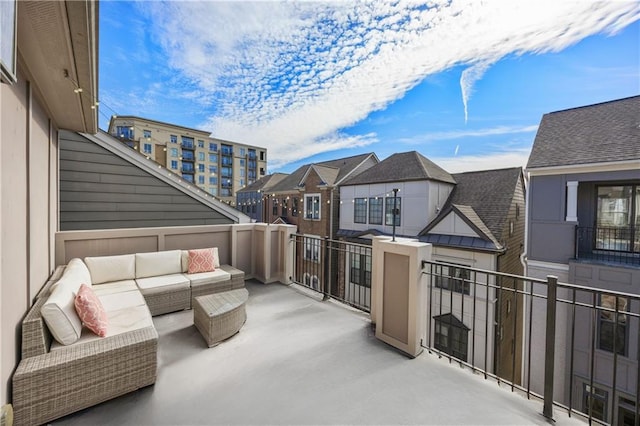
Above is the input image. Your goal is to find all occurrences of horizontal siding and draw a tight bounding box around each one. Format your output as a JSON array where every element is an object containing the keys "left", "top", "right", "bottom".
[{"left": 59, "top": 132, "right": 233, "bottom": 230}]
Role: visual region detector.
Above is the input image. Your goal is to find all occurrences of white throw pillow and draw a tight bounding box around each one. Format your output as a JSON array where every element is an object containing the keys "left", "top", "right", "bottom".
[
  {"left": 135, "top": 250, "right": 182, "bottom": 278},
  {"left": 84, "top": 254, "right": 135, "bottom": 284},
  {"left": 41, "top": 260, "right": 88, "bottom": 345}
]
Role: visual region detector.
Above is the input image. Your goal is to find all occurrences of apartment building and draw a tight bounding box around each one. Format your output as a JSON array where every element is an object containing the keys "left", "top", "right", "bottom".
[
  {"left": 525, "top": 96, "right": 639, "bottom": 424},
  {"left": 108, "top": 116, "right": 267, "bottom": 204}
]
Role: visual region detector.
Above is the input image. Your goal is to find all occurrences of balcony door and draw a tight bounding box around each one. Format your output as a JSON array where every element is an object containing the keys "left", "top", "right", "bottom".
[{"left": 596, "top": 185, "right": 639, "bottom": 253}]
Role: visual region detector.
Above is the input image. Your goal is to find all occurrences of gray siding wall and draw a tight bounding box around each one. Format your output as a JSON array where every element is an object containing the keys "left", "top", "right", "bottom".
[
  {"left": 528, "top": 169, "right": 640, "bottom": 264},
  {"left": 59, "top": 131, "right": 234, "bottom": 230},
  {"left": 568, "top": 261, "right": 639, "bottom": 412}
]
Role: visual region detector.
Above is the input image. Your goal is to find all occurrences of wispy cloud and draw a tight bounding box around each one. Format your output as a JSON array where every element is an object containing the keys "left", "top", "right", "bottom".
[
  {"left": 397, "top": 124, "right": 539, "bottom": 145},
  {"left": 431, "top": 148, "right": 533, "bottom": 173},
  {"left": 136, "top": 0, "right": 638, "bottom": 168}
]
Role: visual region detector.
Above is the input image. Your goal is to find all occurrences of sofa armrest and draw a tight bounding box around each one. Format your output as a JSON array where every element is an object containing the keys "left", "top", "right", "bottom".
[{"left": 13, "top": 327, "right": 158, "bottom": 426}]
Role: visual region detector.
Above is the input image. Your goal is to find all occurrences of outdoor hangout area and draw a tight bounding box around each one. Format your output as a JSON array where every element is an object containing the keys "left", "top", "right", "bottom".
[{"left": 6, "top": 223, "right": 591, "bottom": 425}]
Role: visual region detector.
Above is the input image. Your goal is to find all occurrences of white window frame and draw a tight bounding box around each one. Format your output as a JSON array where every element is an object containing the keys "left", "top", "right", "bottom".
[{"left": 304, "top": 193, "right": 321, "bottom": 220}]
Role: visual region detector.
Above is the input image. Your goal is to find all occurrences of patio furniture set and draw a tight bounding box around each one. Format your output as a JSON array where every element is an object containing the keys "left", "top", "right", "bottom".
[{"left": 11, "top": 248, "right": 247, "bottom": 426}]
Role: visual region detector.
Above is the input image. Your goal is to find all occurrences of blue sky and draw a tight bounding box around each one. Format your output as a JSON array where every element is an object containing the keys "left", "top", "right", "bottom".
[{"left": 99, "top": 1, "right": 639, "bottom": 173}]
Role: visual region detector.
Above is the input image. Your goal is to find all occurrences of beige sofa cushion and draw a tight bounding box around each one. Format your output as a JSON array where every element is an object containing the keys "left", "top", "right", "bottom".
[
  {"left": 97, "top": 289, "right": 147, "bottom": 312},
  {"left": 91, "top": 280, "right": 138, "bottom": 296},
  {"left": 41, "top": 258, "right": 89, "bottom": 345},
  {"left": 135, "top": 273, "right": 190, "bottom": 295},
  {"left": 51, "top": 304, "right": 154, "bottom": 350},
  {"left": 186, "top": 269, "right": 231, "bottom": 287},
  {"left": 84, "top": 254, "right": 135, "bottom": 285},
  {"left": 136, "top": 250, "right": 182, "bottom": 278},
  {"left": 181, "top": 247, "right": 220, "bottom": 272}
]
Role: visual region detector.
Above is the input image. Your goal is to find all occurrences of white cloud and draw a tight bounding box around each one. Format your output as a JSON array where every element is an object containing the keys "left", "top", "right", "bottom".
[
  {"left": 137, "top": 0, "right": 639, "bottom": 168},
  {"left": 431, "top": 148, "right": 532, "bottom": 173},
  {"left": 460, "top": 60, "right": 494, "bottom": 124},
  {"left": 398, "top": 125, "right": 539, "bottom": 145}
]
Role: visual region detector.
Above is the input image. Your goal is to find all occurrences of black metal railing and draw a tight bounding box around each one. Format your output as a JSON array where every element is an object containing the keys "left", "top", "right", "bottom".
[
  {"left": 291, "top": 234, "right": 371, "bottom": 312},
  {"left": 422, "top": 260, "right": 639, "bottom": 426},
  {"left": 576, "top": 226, "right": 640, "bottom": 266}
]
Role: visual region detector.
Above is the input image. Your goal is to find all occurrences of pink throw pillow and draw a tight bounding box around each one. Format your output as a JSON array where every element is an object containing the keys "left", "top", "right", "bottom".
[
  {"left": 188, "top": 248, "right": 216, "bottom": 274},
  {"left": 74, "top": 284, "right": 108, "bottom": 337}
]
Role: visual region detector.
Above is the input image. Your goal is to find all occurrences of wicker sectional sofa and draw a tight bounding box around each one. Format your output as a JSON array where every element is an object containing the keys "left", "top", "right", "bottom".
[{"left": 12, "top": 248, "right": 245, "bottom": 426}]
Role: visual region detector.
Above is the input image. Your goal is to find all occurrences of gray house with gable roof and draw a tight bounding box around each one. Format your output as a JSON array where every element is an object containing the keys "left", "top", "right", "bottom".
[
  {"left": 525, "top": 95, "right": 639, "bottom": 424},
  {"left": 338, "top": 151, "right": 526, "bottom": 382}
]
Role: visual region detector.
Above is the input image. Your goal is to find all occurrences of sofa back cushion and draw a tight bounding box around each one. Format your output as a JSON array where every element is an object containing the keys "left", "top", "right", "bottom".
[
  {"left": 41, "top": 258, "right": 88, "bottom": 345},
  {"left": 181, "top": 247, "right": 220, "bottom": 272},
  {"left": 135, "top": 250, "right": 182, "bottom": 278},
  {"left": 84, "top": 254, "right": 136, "bottom": 285}
]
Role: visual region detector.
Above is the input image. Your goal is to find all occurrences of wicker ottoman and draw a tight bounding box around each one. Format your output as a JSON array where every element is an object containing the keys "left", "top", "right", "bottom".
[{"left": 193, "top": 288, "right": 249, "bottom": 347}]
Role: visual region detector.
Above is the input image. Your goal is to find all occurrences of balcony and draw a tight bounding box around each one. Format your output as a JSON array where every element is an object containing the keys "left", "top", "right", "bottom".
[
  {"left": 49, "top": 280, "right": 583, "bottom": 425},
  {"left": 576, "top": 226, "right": 640, "bottom": 266},
  {"left": 40, "top": 226, "right": 639, "bottom": 424}
]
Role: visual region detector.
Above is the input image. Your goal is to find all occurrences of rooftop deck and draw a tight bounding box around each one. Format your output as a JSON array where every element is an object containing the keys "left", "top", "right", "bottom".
[{"left": 54, "top": 280, "right": 584, "bottom": 425}]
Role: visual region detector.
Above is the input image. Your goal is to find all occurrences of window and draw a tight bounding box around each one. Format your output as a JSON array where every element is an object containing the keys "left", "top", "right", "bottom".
[
  {"left": 354, "top": 198, "right": 367, "bottom": 223},
  {"left": 272, "top": 199, "right": 278, "bottom": 216},
  {"left": 240, "top": 148, "right": 246, "bottom": 157},
  {"left": 209, "top": 176, "right": 218, "bottom": 185},
  {"left": 198, "top": 175, "right": 204, "bottom": 185},
  {"left": 369, "top": 197, "right": 383, "bottom": 225},
  {"left": 349, "top": 249, "right": 371, "bottom": 288},
  {"left": 198, "top": 163, "right": 205, "bottom": 173},
  {"left": 116, "top": 126, "right": 134, "bottom": 139},
  {"left": 583, "top": 384, "right": 607, "bottom": 422},
  {"left": 171, "top": 148, "right": 178, "bottom": 158},
  {"left": 596, "top": 185, "right": 639, "bottom": 253},
  {"left": 240, "top": 158, "right": 245, "bottom": 167},
  {"left": 240, "top": 178, "right": 245, "bottom": 187},
  {"left": 292, "top": 197, "right": 299, "bottom": 217},
  {"left": 618, "top": 396, "right": 637, "bottom": 426},
  {"left": 434, "top": 314, "right": 469, "bottom": 362},
  {"left": 260, "top": 167, "right": 265, "bottom": 176},
  {"left": 209, "top": 187, "right": 217, "bottom": 196},
  {"left": 240, "top": 169, "right": 245, "bottom": 177},
  {"left": 183, "top": 174, "right": 194, "bottom": 183},
  {"left": 305, "top": 194, "right": 320, "bottom": 220},
  {"left": 282, "top": 198, "right": 288, "bottom": 216},
  {"left": 143, "top": 129, "right": 151, "bottom": 139},
  {"left": 598, "top": 294, "right": 628, "bottom": 355},
  {"left": 181, "top": 136, "right": 194, "bottom": 149},
  {"left": 435, "top": 263, "right": 471, "bottom": 295},
  {"left": 198, "top": 152, "right": 205, "bottom": 161},
  {"left": 170, "top": 160, "right": 178, "bottom": 169},
  {"left": 170, "top": 135, "right": 177, "bottom": 143},
  {"left": 198, "top": 140, "right": 204, "bottom": 148},
  {"left": 385, "top": 196, "right": 401, "bottom": 226},
  {"left": 260, "top": 151, "right": 265, "bottom": 161},
  {"left": 143, "top": 143, "right": 152, "bottom": 154},
  {"left": 304, "top": 237, "right": 320, "bottom": 262},
  {"left": 209, "top": 142, "right": 217, "bottom": 152},
  {"left": 209, "top": 153, "right": 218, "bottom": 163},
  {"left": 209, "top": 165, "right": 217, "bottom": 174}
]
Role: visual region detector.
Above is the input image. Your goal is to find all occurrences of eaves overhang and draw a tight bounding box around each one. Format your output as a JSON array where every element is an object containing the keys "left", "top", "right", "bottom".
[{"left": 526, "top": 159, "right": 640, "bottom": 177}]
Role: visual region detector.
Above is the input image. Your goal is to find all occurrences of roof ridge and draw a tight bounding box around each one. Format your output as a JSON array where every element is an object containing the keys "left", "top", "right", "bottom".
[{"left": 545, "top": 95, "right": 640, "bottom": 115}]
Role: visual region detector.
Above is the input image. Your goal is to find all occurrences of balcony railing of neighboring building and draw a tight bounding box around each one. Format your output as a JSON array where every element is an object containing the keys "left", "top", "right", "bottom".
[
  {"left": 221, "top": 158, "right": 233, "bottom": 167},
  {"left": 291, "top": 234, "right": 371, "bottom": 312},
  {"left": 421, "top": 260, "right": 639, "bottom": 426},
  {"left": 221, "top": 146, "right": 233, "bottom": 156},
  {"left": 248, "top": 151, "right": 257, "bottom": 160},
  {"left": 181, "top": 164, "right": 195, "bottom": 173},
  {"left": 181, "top": 139, "right": 195, "bottom": 149},
  {"left": 182, "top": 151, "right": 195, "bottom": 161},
  {"left": 576, "top": 226, "right": 640, "bottom": 266}
]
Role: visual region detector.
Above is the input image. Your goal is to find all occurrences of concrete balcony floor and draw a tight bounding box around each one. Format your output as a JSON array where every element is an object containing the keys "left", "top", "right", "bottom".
[{"left": 55, "top": 280, "right": 584, "bottom": 425}]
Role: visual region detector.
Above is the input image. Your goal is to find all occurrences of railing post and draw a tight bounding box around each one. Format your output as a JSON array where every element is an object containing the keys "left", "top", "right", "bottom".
[
  {"left": 323, "top": 236, "right": 330, "bottom": 301},
  {"left": 543, "top": 275, "right": 558, "bottom": 420}
]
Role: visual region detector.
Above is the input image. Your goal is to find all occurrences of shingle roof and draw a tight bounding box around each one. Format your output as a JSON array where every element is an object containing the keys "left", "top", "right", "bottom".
[
  {"left": 527, "top": 95, "right": 640, "bottom": 169},
  {"left": 420, "top": 167, "right": 522, "bottom": 244},
  {"left": 343, "top": 151, "right": 456, "bottom": 185},
  {"left": 268, "top": 153, "right": 376, "bottom": 193},
  {"left": 236, "top": 173, "right": 288, "bottom": 193},
  {"left": 309, "top": 165, "right": 340, "bottom": 186}
]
